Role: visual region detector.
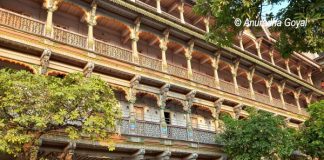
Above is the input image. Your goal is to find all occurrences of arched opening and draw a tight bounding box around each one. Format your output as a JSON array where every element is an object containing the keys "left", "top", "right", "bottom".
[
  {"left": 191, "top": 104, "right": 214, "bottom": 131},
  {"left": 138, "top": 31, "right": 161, "bottom": 59},
  {"left": 53, "top": 2, "right": 87, "bottom": 35},
  {"left": 112, "top": 86, "right": 128, "bottom": 118},
  {"left": 0, "top": 57, "right": 36, "bottom": 74},
  {"left": 236, "top": 69, "right": 251, "bottom": 98},
  {"left": 191, "top": 51, "right": 213, "bottom": 76},
  {"left": 94, "top": 16, "right": 131, "bottom": 50},
  {"left": 253, "top": 75, "right": 269, "bottom": 104},
  {"left": 183, "top": 5, "right": 205, "bottom": 30},
  {"left": 242, "top": 35, "right": 258, "bottom": 56},
  {"left": 135, "top": 92, "right": 159, "bottom": 122},
  {"left": 165, "top": 98, "right": 186, "bottom": 126},
  {"left": 47, "top": 70, "right": 67, "bottom": 78},
  {"left": 0, "top": 0, "right": 45, "bottom": 22}
]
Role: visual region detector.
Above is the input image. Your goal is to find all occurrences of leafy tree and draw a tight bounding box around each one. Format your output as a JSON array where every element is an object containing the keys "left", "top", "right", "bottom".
[
  {"left": 217, "top": 108, "right": 297, "bottom": 160},
  {"left": 0, "top": 69, "right": 121, "bottom": 159},
  {"left": 299, "top": 100, "right": 324, "bottom": 159},
  {"left": 193, "top": 0, "right": 323, "bottom": 57}
]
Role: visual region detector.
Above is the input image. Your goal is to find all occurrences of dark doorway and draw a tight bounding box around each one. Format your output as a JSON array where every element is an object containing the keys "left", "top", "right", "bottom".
[{"left": 164, "top": 112, "right": 171, "bottom": 124}]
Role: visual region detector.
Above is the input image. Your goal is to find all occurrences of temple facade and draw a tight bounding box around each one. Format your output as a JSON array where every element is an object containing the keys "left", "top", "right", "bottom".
[{"left": 0, "top": 0, "right": 323, "bottom": 159}]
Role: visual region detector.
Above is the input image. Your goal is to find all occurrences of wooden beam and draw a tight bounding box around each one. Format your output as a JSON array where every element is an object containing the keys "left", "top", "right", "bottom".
[
  {"left": 174, "top": 47, "right": 184, "bottom": 54},
  {"left": 244, "top": 40, "right": 255, "bottom": 49},
  {"left": 200, "top": 57, "right": 209, "bottom": 64},
  {"left": 193, "top": 17, "right": 203, "bottom": 25},
  {"left": 122, "top": 30, "right": 129, "bottom": 37},
  {"left": 168, "top": 3, "right": 178, "bottom": 13},
  {"left": 149, "top": 37, "right": 159, "bottom": 46},
  {"left": 122, "top": 35, "right": 130, "bottom": 44}
]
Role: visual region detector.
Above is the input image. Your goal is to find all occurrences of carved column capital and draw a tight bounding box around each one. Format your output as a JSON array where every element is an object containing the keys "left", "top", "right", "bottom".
[
  {"left": 43, "top": 0, "right": 61, "bottom": 12},
  {"left": 233, "top": 104, "right": 243, "bottom": 119},
  {"left": 40, "top": 49, "right": 52, "bottom": 75},
  {"left": 85, "top": 3, "right": 97, "bottom": 26},
  {"left": 83, "top": 62, "right": 95, "bottom": 78}
]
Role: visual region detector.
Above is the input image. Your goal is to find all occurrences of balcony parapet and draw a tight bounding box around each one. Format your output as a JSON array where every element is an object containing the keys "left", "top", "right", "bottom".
[{"left": 120, "top": 119, "right": 216, "bottom": 144}]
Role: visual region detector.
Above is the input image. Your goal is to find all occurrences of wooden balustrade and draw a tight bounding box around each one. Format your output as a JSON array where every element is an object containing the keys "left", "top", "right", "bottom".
[
  {"left": 192, "top": 71, "right": 215, "bottom": 87},
  {"left": 255, "top": 92, "right": 270, "bottom": 104},
  {"left": 272, "top": 98, "right": 283, "bottom": 108},
  {"left": 285, "top": 103, "right": 299, "bottom": 114},
  {"left": 94, "top": 39, "right": 133, "bottom": 63},
  {"left": 238, "top": 86, "right": 251, "bottom": 99},
  {"left": 219, "top": 80, "right": 236, "bottom": 94},
  {"left": 53, "top": 26, "right": 87, "bottom": 48},
  {"left": 138, "top": 54, "right": 162, "bottom": 71},
  {"left": 0, "top": 8, "right": 45, "bottom": 35},
  {"left": 167, "top": 63, "right": 188, "bottom": 79}
]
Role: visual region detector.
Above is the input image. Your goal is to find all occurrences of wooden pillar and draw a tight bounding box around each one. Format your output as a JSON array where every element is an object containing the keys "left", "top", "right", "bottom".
[
  {"left": 203, "top": 16, "right": 210, "bottom": 33},
  {"left": 247, "top": 66, "right": 255, "bottom": 99},
  {"left": 238, "top": 31, "right": 244, "bottom": 50},
  {"left": 307, "top": 70, "right": 313, "bottom": 84},
  {"left": 278, "top": 80, "right": 286, "bottom": 109},
  {"left": 305, "top": 93, "right": 313, "bottom": 106},
  {"left": 43, "top": 0, "right": 60, "bottom": 37},
  {"left": 127, "top": 75, "right": 141, "bottom": 134},
  {"left": 293, "top": 88, "right": 301, "bottom": 113},
  {"left": 185, "top": 40, "right": 194, "bottom": 80},
  {"left": 178, "top": 2, "right": 185, "bottom": 23},
  {"left": 213, "top": 98, "right": 224, "bottom": 132},
  {"left": 269, "top": 47, "right": 275, "bottom": 65},
  {"left": 158, "top": 84, "right": 170, "bottom": 138},
  {"left": 211, "top": 52, "right": 221, "bottom": 88},
  {"left": 130, "top": 18, "right": 141, "bottom": 64},
  {"left": 184, "top": 90, "right": 196, "bottom": 141},
  {"left": 256, "top": 39, "right": 262, "bottom": 59},
  {"left": 156, "top": 0, "right": 161, "bottom": 13},
  {"left": 266, "top": 75, "right": 274, "bottom": 103},
  {"left": 85, "top": 2, "right": 97, "bottom": 50},
  {"left": 230, "top": 58, "right": 240, "bottom": 94},
  {"left": 285, "top": 59, "right": 291, "bottom": 73},
  {"left": 296, "top": 64, "right": 302, "bottom": 79},
  {"left": 160, "top": 30, "right": 169, "bottom": 72}
]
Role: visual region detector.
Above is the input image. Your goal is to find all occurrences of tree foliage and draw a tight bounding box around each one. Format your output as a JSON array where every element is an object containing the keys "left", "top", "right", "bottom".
[
  {"left": 299, "top": 100, "right": 324, "bottom": 159},
  {"left": 217, "top": 109, "right": 297, "bottom": 160},
  {"left": 0, "top": 69, "right": 121, "bottom": 159},
  {"left": 193, "top": 0, "right": 323, "bottom": 57}
]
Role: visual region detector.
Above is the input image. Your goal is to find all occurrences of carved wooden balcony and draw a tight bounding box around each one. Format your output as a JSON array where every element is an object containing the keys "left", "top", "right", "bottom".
[
  {"left": 138, "top": 53, "right": 162, "bottom": 71},
  {"left": 120, "top": 119, "right": 216, "bottom": 144},
  {"left": 95, "top": 39, "right": 133, "bottom": 63},
  {"left": 0, "top": 8, "right": 45, "bottom": 36},
  {"left": 53, "top": 27, "right": 87, "bottom": 49},
  {"left": 167, "top": 63, "right": 188, "bottom": 79},
  {"left": 193, "top": 71, "right": 215, "bottom": 87}
]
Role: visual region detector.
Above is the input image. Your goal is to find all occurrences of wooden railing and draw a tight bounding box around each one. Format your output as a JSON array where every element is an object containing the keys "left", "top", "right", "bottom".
[
  {"left": 238, "top": 86, "right": 251, "bottom": 99},
  {"left": 273, "top": 98, "right": 283, "bottom": 108},
  {"left": 0, "top": 8, "right": 45, "bottom": 35},
  {"left": 139, "top": 54, "right": 162, "bottom": 71},
  {"left": 53, "top": 26, "right": 87, "bottom": 48},
  {"left": 167, "top": 63, "right": 188, "bottom": 79},
  {"left": 255, "top": 92, "right": 270, "bottom": 104},
  {"left": 94, "top": 39, "right": 133, "bottom": 63},
  {"left": 285, "top": 103, "right": 299, "bottom": 114},
  {"left": 219, "top": 80, "right": 236, "bottom": 94},
  {"left": 192, "top": 71, "right": 215, "bottom": 87}
]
